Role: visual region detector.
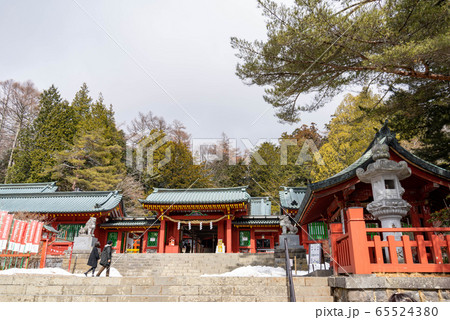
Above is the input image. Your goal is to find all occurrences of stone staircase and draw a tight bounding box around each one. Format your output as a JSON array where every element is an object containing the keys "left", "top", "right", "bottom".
[
  {"left": 114, "top": 253, "right": 280, "bottom": 277},
  {"left": 0, "top": 274, "right": 333, "bottom": 302},
  {"left": 68, "top": 253, "right": 282, "bottom": 277},
  {"left": 24, "top": 252, "right": 332, "bottom": 302}
]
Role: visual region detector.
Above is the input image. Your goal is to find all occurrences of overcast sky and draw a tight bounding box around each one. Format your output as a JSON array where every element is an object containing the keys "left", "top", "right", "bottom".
[{"left": 1, "top": 0, "right": 345, "bottom": 149}]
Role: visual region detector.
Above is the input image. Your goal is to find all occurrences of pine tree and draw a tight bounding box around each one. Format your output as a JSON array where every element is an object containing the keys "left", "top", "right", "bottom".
[
  {"left": 50, "top": 127, "right": 125, "bottom": 191},
  {"left": 6, "top": 85, "right": 77, "bottom": 182},
  {"left": 48, "top": 93, "right": 126, "bottom": 191},
  {"left": 149, "top": 141, "right": 211, "bottom": 189},
  {"left": 71, "top": 83, "right": 92, "bottom": 129}
]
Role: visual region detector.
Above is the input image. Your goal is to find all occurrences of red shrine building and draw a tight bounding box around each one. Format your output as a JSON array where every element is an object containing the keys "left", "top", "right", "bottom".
[
  {"left": 295, "top": 124, "right": 449, "bottom": 236},
  {"left": 131, "top": 187, "right": 280, "bottom": 253},
  {"left": 0, "top": 184, "right": 283, "bottom": 254},
  {"left": 1, "top": 125, "right": 448, "bottom": 270},
  {"left": 293, "top": 124, "right": 450, "bottom": 274},
  {"left": 0, "top": 184, "right": 125, "bottom": 249}
]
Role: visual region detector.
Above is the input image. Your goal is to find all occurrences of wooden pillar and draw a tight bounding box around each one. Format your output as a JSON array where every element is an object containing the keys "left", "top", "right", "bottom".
[
  {"left": 102, "top": 232, "right": 108, "bottom": 247},
  {"left": 226, "top": 218, "right": 232, "bottom": 253},
  {"left": 142, "top": 231, "right": 148, "bottom": 253},
  {"left": 329, "top": 223, "right": 343, "bottom": 275},
  {"left": 39, "top": 239, "right": 48, "bottom": 268},
  {"left": 300, "top": 225, "right": 308, "bottom": 246},
  {"left": 233, "top": 228, "right": 240, "bottom": 252},
  {"left": 217, "top": 220, "right": 225, "bottom": 242},
  {"left": 174, "top": 222, "right": 180, "bottom": 252},
  {"left": 116, "top": 231, "right": 123, "bottom": 253},
  {"left": 158, "top": 219, "right": 166, "bottom": 253},
  {"left": 409, "top": 205, "right": 421, "bottom": 227},
  {"left": 346, "top": 207, "right": 371, "bottom": 274},
  {"left": 250, "top": 228, "right": 256, "bottom": 253}
]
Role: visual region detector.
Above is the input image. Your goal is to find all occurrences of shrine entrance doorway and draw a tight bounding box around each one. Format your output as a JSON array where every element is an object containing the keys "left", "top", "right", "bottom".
[{"left": 180, "top": 224, "right": 218, "bottom": 253}]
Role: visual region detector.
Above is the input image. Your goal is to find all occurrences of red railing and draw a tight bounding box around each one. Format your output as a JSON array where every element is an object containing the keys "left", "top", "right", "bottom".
[
  {"left": 0, "top": 241, "right": 46, "bottom": 270},
  {"left": 330, "top": 208, "right": 450, "bottom": 274}
]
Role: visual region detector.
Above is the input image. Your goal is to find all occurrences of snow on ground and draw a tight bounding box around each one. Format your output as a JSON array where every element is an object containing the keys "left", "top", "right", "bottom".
[
  {"left": 202, "top": 265, "right": 308, "bottom": 277},
  {"left": 0, "top": 267, "right": 122, "bottom": 277}
]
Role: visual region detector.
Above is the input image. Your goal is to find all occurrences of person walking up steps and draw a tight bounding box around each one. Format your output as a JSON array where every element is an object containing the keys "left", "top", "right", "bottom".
[
  {"left": 84, "top": 242, "right": 100, "bottom": 277},
  {"left": 96, "top": 240, "right": 113, "bottom": 277}
]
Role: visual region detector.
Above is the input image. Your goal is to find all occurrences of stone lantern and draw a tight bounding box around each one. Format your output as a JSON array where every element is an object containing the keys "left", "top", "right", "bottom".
[{"left": 356, "top": 141, "right": 411, "bottom": 247}]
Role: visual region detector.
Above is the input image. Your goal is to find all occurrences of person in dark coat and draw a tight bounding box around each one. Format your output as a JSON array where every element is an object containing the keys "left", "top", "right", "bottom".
[
  {"left": 96, "top": 240, "right": 113, "bottom": 277},
  {"left": 84, "top": 242, "right": 100, "bottom": 277}
]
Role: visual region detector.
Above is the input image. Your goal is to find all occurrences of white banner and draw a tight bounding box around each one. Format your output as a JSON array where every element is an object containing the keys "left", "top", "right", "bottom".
[
  {"left": 25, "top": 221, "right": 38, "bottom": 253},
  {"left": 19, "top": 221, "right": 31, "bottom": 253},
  {"left": 31, "top": 222, "right": 44, "bottom": 253},
  {"left": 0, "top": 214, "right": 13, "bottom": 251}
]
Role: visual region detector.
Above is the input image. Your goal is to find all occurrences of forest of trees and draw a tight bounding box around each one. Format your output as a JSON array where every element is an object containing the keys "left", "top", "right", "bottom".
[
  {"left": 0, "top": 1, "right": 447, "bottom": 216},
  {"left": 0, "top": 80, "right": 420, "bottom": 216}
]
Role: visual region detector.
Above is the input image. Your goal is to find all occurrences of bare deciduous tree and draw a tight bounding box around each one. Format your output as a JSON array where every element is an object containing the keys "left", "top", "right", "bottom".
[
  {"left": 0, "top": 80, "right": 40, "bottom": 181},
  {"left": 0, "top": 80, "right": 14, "bottom": 151},
  {"left": 116, "top": 174, "right": 147, "bottom": 216},
  {"left": 126, "top": 111, "right": 190, "bottom": 146}
]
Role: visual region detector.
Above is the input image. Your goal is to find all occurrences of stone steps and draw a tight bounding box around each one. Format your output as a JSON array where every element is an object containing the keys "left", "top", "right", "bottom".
[
  {"left": 0, "top": 275, "right": 333, "bottom": 302},
  {"left": 83, "top": 253, "right": 288, "bottom": 277}
]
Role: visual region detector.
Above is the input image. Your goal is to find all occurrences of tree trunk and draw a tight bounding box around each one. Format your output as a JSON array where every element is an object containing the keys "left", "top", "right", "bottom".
[{"left": 5, "top": 123, "right": 21, "bottom": 183}]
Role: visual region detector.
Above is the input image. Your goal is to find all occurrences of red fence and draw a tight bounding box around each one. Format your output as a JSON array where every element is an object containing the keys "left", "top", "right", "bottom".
[
  {"left": 330, "top": 208, "right": 450, "bottom": 274},
  {"left": 0, "top": 212, "right": 72, "bottom": 270}
]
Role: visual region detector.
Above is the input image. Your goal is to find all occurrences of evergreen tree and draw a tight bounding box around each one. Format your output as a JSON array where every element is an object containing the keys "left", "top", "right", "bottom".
[
  {"left": 71, "top": 83, "right": 92, "bottom": 129},
  {"left": 6, "top": 85, "right": 77, "bottom": 182},
  {"left": 232, "top": 0, "right": 449, "bottom": 122},
  {"left": 5, "top": 127, "right": 34, "bottom": 183},
  {"left": 50, "top": 126, "right": 125, "bottom": 191},
  {"left": 149, "top": 141, "right": 211, "bottom": 190},
  {"left": 378, "top": 81, "right": 449, "bottom": 169},
  {"left": 48, "top": 92, "right": 126, "bottom": 191},
  {"left": 248, "top": 142, "right": 283, "bottom": 199},
  {"left": 207, "top": 134, "right": 250, "bottom": 188},
  {"left": 312, "top": 91, "right": 384, "bottom": 182}
]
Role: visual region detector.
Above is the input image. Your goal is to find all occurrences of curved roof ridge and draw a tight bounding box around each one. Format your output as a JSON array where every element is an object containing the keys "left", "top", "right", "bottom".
[
  {"left": 0, "top": 182, "right": 57, "bottom": 187},
  {"left": 280, "top": 186, "right": 307, "bottom": 191},
  {"left": 154, "top": 186, "right": 248, "bottom": 192},
  {"left": 0, "top": 182, "right": 58, "bottom": 194},
  {"left": 0, "top": 190, "right": 123, "bottom": 214},
  {"left": 294, "top": 123, "right": 449, "bottom": 223},
  {"left": 141, "top": 186, "right": 251, "bottom": 205},
  {"left": 0, "top": 190, "right": 120, "bottom": 198}
]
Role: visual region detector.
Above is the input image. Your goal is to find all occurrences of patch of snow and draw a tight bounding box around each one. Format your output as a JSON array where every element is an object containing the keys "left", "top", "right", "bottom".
[
  {"left": 0, "top": 267, "right": 122, "bottom": 277},
  {"left": 0, "top": 267, "right": 73, "bottom": 276},
  {"left": 203, "top": 265, "right": 287, "bottom": 277},
  {"left": 293, "top": 270, "right": 309, "bottom": 276},
  {"left": 202, "top": 265, "right": 312, "bottom": 277}
]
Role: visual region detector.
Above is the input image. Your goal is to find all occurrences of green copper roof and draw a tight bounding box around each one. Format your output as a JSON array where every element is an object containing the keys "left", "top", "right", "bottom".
[
  {"left": 0, "top": 182, "right": 58, "bottom": 194},
  {"left": 140, "top": 186, "right": 251, "bottom": 205},
  {"left": 100, "top": 218, "right": 160, "bottom": 228},
  {"left": 279, "top": 186, "right": 307, "bottom": 210},
  {"left": 249, "top": 197, "right": 272, "bottom": 215},
  {"left": 0, "top": 191, "right": 123, "bottom": 214},
  {"left": 233, "top": 216, "right": 280, "bottom": 226},
  {"left": 294, "top": 123, "right": 450, "bottom": 223}
]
